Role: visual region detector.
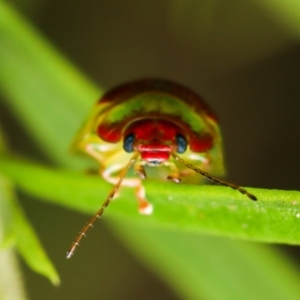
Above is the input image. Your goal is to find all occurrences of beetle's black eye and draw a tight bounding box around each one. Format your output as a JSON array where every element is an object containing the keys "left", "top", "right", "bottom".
[
  {"left": 123, "top": 133, "right": 135, "bottom": 153},
  {"left": 176, "top": 134, "right": 187, "bottom": 154}
]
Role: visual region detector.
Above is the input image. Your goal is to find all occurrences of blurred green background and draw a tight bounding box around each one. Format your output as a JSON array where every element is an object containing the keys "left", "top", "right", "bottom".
[{"left": 1, "top": 0, "right": 300, "bottom": 299}]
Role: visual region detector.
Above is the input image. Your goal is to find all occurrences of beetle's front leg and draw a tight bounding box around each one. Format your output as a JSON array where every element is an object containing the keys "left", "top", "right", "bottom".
[{"left": 102, "top": 163, "right": 153, "bottom": 215}]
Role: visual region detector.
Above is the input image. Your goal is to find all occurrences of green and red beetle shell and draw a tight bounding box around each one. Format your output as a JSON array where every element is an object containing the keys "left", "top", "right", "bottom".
[{"left": 75, "top": 79, "right": 225, "bottom": 183}]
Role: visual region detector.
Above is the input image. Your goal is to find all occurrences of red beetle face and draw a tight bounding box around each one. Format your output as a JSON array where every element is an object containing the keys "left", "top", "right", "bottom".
[{"left": 123, "top": 119, "right": 183, "bottom": 164}]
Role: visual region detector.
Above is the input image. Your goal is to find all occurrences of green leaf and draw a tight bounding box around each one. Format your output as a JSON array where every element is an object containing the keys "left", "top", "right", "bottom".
[
  {"left": 253, "top": 0, "right": 300, "bottom": 36},
  {"left": 0, "top": 2, "right": 99, "bottom": 168},
  {"left": 0, "top": 155, "right": 300, "bottom": 246},
  {"left": 13, "top": 198, "right": 60, "bottom": 286},
  {"left": 1, "top": 158, "right": 300, "bottom": 299},
  {"left": 0, "top": 129, "right": 60, "bottom": 285},
  {"left": 0, "top": 174, "right": 59, "bottom": 292},
  {"left": 0, "top": 175, "right": 15, "bottom": 250}
]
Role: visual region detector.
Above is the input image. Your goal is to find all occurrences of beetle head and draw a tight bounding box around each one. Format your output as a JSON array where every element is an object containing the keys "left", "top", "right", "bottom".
[{"left": 123, "top": 119, "right": 187, "bottom": 165}]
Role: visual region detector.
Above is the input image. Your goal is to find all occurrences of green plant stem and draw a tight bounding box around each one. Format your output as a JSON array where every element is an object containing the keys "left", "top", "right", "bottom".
[{"left": 0, "top": 249, "right": 27, "bottom": 300}]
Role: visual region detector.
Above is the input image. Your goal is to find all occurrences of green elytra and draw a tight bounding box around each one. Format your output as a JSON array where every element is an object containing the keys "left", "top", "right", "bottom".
[{"left": 67, "top": 79, "right": 256, "bottom": 258}]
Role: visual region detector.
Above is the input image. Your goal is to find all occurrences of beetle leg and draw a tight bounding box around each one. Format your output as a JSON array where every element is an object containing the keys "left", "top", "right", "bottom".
[
  {"left": 135, "top": 184, "right": 153, "bottom": 215},
  {"left": 101, "top": 162, "right": 153, "bottom": 215},
  {"left": 134, "top": 161, "right": 147, "bottom": 179},
  {"left": 163, "top": 161, "right": 181, "bottom": 183},
  {"left": 84, "top": 143, "right": 106, "bottom": 164},
  {"left": 80, "top": 143, "right": 154, "bottom": 214}
]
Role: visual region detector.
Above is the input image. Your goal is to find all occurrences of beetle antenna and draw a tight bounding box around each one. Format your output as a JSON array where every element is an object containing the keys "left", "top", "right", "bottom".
[
  {"left": 66, "top": 152, "right": 139, "bottom": 259},
  {"left": 171, "top": 152, "right": 257, "bottom": 201}
]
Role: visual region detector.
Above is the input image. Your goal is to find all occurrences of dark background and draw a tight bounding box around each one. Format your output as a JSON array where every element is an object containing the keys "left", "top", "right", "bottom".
[{"left": 2, "top": 1, "right": 300, "bottom": 299}]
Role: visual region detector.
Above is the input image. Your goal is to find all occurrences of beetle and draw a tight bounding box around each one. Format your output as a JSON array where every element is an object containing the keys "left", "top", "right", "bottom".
[{"left": 66, "top": 79, "right": 256, "bottom": 258}]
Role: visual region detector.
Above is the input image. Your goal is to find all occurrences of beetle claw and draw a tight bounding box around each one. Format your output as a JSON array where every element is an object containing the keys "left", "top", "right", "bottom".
[
  {"left": 138, "top": 200, "right": 153, "bottom": 215},
  {"left": 167, "top": 175, "right": 181, "bottom": 183}
]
